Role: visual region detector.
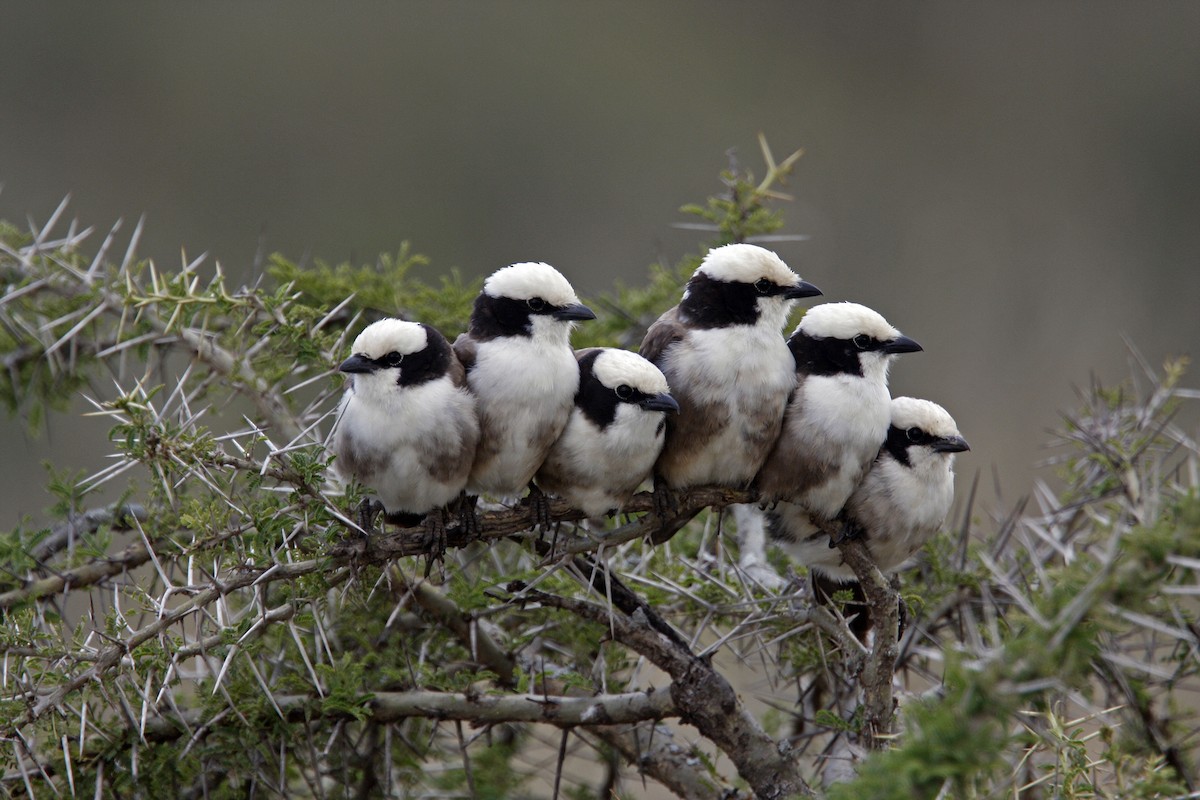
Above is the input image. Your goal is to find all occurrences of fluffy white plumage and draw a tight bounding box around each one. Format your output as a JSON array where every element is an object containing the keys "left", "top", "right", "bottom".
[
  {"left": 642, "top": 243, "right": 821, "bottom": 490},
  {"left": 457, "top": 262, "right": 592, "bottom": 497},
  {"left": 332, "top": 318, "right": 478, "bottom": 516},
  {"left": 484, "top": 261, "right": 582, "bottom": 307},
  {"left": 756, "top": 302, "right": 919, "bottom": 515},
  {"left": 770, "top": 396, "right": 967, "bottom": 581},
  {"left": 537, "top": 349, "right": 676, "bottom": 517},
  {"left": 591, "top": 347, "right": 669, "bottom": 395}
]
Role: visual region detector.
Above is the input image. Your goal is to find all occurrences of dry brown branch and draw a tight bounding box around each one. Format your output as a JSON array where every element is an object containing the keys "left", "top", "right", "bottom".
[
  {"left": 514, "top": 586, "right": 812, "bottom": 799},
  {"left": 835, "top": 538, "right": 901, "bottom": 748}
]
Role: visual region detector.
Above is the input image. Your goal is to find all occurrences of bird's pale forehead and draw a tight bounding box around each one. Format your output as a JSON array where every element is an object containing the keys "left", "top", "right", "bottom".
[
  {"left": 696, "top": 243, "right": 800, "bottom": 287},
  {"left": 891, "top": 396, "right": 960, "bottom": 438},
  {"left": 592, "top": 349, "right": 670, "bottom": 394},
  {"left": 351, "top": 318, "right": 428, "bottom": 358},
  {"left": 797, "top": 302, "right": 901, "bottom": 341},
  {"left": 484, "top": 262, "right": 580, "bottom": 306}
]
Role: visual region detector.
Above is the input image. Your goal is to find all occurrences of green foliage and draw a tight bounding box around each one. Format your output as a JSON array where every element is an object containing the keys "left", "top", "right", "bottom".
[
  {"left": 2, "top": 142, "right": 1198, "bottom": 799},
  {"left": 268, "top": 245, "right": 481, "bottom": 337}
]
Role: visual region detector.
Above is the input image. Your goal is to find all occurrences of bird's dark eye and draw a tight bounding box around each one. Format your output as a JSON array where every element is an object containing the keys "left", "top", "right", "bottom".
[
  {"left": 526, "top": 297, "right": 546, "bottom": 312},
  {"left": 754, "top": 278, "right": 772, "bottom": 295},
  {"left": 615, "top": 384, "right": 633, "bottom": 400},
  {"left": 382, "top": 351, "right": 404, "bottom": 368},
  {"left": 906, "top": 427, "right": 923, "bottom": 442},
  {"left": 853, "top": 334, "right": 871, "bottom": 350}
]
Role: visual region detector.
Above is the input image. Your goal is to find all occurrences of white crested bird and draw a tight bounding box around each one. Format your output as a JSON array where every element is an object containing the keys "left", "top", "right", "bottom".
[
  {"left": 755, "top": 301, "right": 922, "bottom": 518},
  {"left": 738, "top": 302, "right": 920, "bottom": 587},
  {"left": 639, "top": 243, "right": 821, "bottom": 538},
  {"left": 536, "top": 347, "right": 679, "bottom": 518},
  {"left": 333, "top": 318, "right": 480, "bottom": 545},
  {"left": 453, "top": 262, "right": 595, "bottom": 508},
  {"left": 768, "top": 396, "right": 969, "bottom": 581}
]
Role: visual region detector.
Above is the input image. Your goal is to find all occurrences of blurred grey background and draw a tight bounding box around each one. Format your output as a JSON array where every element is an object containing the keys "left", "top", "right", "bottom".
[{"left": 2, "top": 2, "right": 1199, "bottom": 530}]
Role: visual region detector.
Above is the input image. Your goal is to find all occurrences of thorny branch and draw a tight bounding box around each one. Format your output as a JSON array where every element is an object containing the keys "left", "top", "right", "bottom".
[
  {"left": 124, "top": 688, "right": 681, "bottom": 733},
  {"left": 513, "top": 587, "right": 812, "bottom": 799},
  {"left": 834, "top": 538, "right": 901, "bottom": 748},
  {"left": 6, "top": 193, "right": 1200, "bottom": 798}
]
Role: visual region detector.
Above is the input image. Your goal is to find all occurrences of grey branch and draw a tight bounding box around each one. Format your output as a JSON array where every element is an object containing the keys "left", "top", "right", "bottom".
[
  {"left": 834, "top": 536, "right": 901, "bottom": 747},
  {"left": 330, "top": 485, "right": 754, "bottom": 563},
  {"left": 515, "top": 588, "right": 812, "bottom": 799},
  {"left": 119, "top": 689, "right": 675, "bottom": 740},
  {"left": 29, "top": 503, "right": 147, "bottom": 562}
]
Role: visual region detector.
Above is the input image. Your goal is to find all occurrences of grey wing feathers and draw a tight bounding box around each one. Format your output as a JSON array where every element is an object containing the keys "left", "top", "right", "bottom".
[
  {"left": 638, "top": 306, "right": 685, "bottom": 368},
  {"left": 452, "top": 333, "right": 478, "bottom": 374}
]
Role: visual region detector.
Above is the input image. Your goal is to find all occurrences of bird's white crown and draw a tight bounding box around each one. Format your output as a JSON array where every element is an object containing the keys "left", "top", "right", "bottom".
[
  {"left": 350, "top": 318, "right": 429, "bottom": 359},
  {"left": 591, "top": 348, "right": 670, "bottom": 395},
  {"left": 695, "top": 243, "right": 800, "bottom": 288},
  {"left": 890, "top": 396, "right": 961, "bottom": 440},
  {"left": 796, "top": 301, "right": 902, "bottom": 343},
  {"left": 484, "top": 262, "right": 581, "bottom": 307}
]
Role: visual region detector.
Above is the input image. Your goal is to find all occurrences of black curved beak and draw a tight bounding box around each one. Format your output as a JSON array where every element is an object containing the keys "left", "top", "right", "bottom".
[
  {"left": 882, "top": 334, "right": 923, "bottom": 355},
  {"left": 639, "top": 392, "right": 680, "bottom": 414},
  {"left": 338, "top": 354, "right": 377, "bottom": 374},
  {"left": 553, "top": 303, "right": 597, "bottom": 322},
  {"left": 783, "top": 280, "right": 823, "bottom": 300},
  {"left": 932, "top": 435, "right": 970, "bottom": 453}
]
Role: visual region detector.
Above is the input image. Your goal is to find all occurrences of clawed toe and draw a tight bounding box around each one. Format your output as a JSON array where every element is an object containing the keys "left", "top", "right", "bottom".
[
  {"left": 422, "top": 508, "right": 449, "bottom": 578},
  {"left": 526, "top": 483, "right": 553, "bottom": 533},
  {"left": 827, "top": 518, "right": 865, "bottom": 548},
  {"left": 456, "top": 493, "right": 482, "bottom": 541},
  {"left": 355, "top": 498, "right": 383, "bottom": 537},
  {"left": 651, "top": 478, "right": 677, "bottom": 522}
]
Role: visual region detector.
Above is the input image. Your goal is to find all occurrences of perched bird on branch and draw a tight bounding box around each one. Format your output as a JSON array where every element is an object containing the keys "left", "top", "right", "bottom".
[
  {"left": 536, "top": 347, "right": 679, "bottom": 518},
  {"left": 756, "top": 302, "right": 921, "bottom": 518},
  {"left": 769, "top": 396, "right": 969, "bottom": 581},
  {"left": 454, "top": 262, "right": 595, "bottom": 518},
  {"left": 333, "top": 318, "right": 479, "bottom": 546},
  {"left": 639, "top": 243, "right": 821, "bottom": 540}
]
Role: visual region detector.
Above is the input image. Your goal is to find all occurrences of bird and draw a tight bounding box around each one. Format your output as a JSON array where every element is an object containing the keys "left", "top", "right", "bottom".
[
  {"left": 535, "top": 347, "right": 679, "bottom": 518},
  {"left": 754, "top": 301, "right": 923, "bottom": 520},
  {"left": 332, "top": 318, "right": 480, "bottom": 547},
  {"left": 638, "top": 243, "right": 821, "bottom": 535},
  {"left": 453, "top": 262, "right": 595, "bottom": 517},
  {"left": 767, "top": 395, "right": 969, "bottom": 581}
]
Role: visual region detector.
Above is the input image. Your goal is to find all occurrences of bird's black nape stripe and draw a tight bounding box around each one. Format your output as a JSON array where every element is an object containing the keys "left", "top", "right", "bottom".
[
  {"left": 394, "top": 324, "right": 453, "bottom": 387},
  {"left": 787, "top": 331, "right": 868, "bottom": 377},
  {"left": 678, "top": 273, "right": 764, "bottom": 328}
]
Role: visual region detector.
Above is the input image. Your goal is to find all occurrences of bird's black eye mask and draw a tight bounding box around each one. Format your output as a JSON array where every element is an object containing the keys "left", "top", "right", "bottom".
[
  {"left": 787, "top": 329, "right": 922, "bottom": 375},
  {"left": 883, "top": 424, "right": 938, "bottom": 466},
  {"left": 469, "top": 294, "right": 568, "bottom": 339},
  {"left": 787, "top": 331, "right": 876, "bottom": 377},
  {"left": 679, "top": 273, "right": 767, "bottom": 328},
  {"left": 389, "top": 326, "right": 452, "bottom": 386}
]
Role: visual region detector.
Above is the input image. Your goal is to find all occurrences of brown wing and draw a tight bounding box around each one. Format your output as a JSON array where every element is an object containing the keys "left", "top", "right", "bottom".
[
  {"left": 755, "top": 374, "right": 840, "bottom": 504},
  {"left": 447, "top": 346, "right": 469, "bottom": 389},
  {"left": 452, "top": 333, "right": 478, "bottom": 375},
  {"left": 638, "top": 305, "right": 685, "bottom": 368}
]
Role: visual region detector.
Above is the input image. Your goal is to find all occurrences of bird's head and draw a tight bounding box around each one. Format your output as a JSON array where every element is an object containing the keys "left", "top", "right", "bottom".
[
  {"left": 471, "top": 261, "right": 595, "bottom": 342},
  {"left": 789, "top": 302, "right": 922, "bottom": 381},
  {"left": 339, "top": 318, "right": 452, "bottom": 400},
  {"left": 681, "top": 243, "right": 821, "bottom": 330},
  {"left": 884, "top": 396, "right": 970, "bottom": 470},
  {"left": 577, "top": 348, "right": 679, "bottom": 431}
]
